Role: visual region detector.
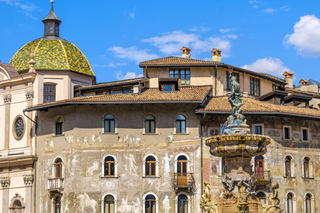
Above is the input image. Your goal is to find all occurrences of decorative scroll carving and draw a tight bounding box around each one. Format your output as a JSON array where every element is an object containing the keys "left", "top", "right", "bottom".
[
  {"left": 0, "top": 177, "right": 10, "bottom": 188},
  {"left": 25, "top": 90, "right": 34, "bottom": 100},
  {"left": 3, "top": 94, "right": 11, "bottom": 103},
  {"left": 23, "top": 175, "right": 34, "bottom": 186}
]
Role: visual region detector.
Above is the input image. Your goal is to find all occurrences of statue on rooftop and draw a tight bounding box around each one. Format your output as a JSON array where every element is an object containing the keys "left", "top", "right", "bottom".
[{"left": 226, "top": 76, "right": 247, "bottom": 125}]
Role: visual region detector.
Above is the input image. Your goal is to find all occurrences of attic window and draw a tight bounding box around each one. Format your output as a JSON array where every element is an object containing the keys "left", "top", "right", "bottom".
[{"left": 161, "top": 84, "right": 175, "bottom": 92}]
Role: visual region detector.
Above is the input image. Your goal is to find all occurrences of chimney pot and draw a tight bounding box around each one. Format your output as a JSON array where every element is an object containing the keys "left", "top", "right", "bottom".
[
  {"left": 211, "top": 48, "right": 221, "bottom": 62},
  {"left": 181, "top": 47, "right": 191, "bottom": 58}
]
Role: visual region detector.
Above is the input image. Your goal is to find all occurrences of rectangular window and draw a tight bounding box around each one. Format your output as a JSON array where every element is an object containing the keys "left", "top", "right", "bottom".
[
  {"left": 302, "top": 129, "right": 308, "bottom": 141},
  {"left": 44, "top": 85, "right": 56, "bottom": 103},
  {"left": 164, "top": 85, "right": 173, "bottom": 92},
  {"left": 169, "top": 69, "right": 190, "bottom": 86},
  {"left": 254, "top": 126, "right": 262, "bottom": 135},
  {"left": 226, "top": 72, "right": 239, "bottom": 90},
  {"left": 56, "top": 123, "right": 62, "bottom": 135},
  {"left": 272, "top": 84, "right": 278, "bottom": 90},
  {"left": 284, "top": 127, "right": 290, "bottom": 139},
  {"left": 250, "top": 77, "right": 260, "bottom": 96}
]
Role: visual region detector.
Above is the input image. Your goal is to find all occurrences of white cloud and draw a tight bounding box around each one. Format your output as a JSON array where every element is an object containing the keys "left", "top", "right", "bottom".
[
  {"left": 280, "top": 6, "right": 289, "bottom": 12},
  {"left": 108, "top": 62, "right": 127, "bottom": 67},
  {"left": 190, "top": 26, "right": 210, "bottom": 32},
  {"left": 115, "top": 71, "right": 143, "bottom": 80},
  {"left": 242, "top": 57, "right": 291, "bottom": 77},
  {"left": 0, "top": 0, "right": 36, "bottom": 11},
  {"left": 129, "top": 12, "right": 134, "bottom": 18},
  {"left": 219, "top": 28, "right": 236, "bottom": 34},
  {"left": 262, "top": 8, "right": 277, "bottom": 14},
  {"left": 142, "top": 30, "right": 236, "bottom": 57},
  {"left": 108, "top": 46, "right": 158, "bottom": 63},
  {"left": 284, "top": 15, "right": 320, "bottom": 57}
]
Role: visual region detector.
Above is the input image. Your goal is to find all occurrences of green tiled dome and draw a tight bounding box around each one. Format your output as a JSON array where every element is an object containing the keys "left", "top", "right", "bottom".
[{"left": 10, "top": 37, "right": 95, "bottom": 76}]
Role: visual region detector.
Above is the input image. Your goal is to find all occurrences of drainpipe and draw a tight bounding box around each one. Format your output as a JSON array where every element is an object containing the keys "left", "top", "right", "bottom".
[
  {"left": 23, "top": 110, "right": 37, "bottom": 213},
  {"left": 214, "top": 65, "right": 217, "bottom": 96},
  {"left": 200, "top": 112, "right": 206, "bottom": 194}
]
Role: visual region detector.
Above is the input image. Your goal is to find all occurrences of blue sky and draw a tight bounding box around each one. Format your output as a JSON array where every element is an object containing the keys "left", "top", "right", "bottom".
[{"left": 1, "top": 0, "right": 320, "bottom": 85}]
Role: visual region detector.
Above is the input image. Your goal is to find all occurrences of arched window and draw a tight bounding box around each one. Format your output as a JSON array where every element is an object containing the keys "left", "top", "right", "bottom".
[
  {"left": 104, "top": 195, "right": 115, "bottom": 213},
  {"left": 178, "top": 194, "right": 188, "bottom": 213},
  {"left": 177, "top": 156, "right": 187, "bottom": 186},
  {"left": 285, "top": 156, "right": 291, "bottom": 177},
  {"left": 176, "top": 115, "right": 186, "bottom": 134},
  {"left": 55, "top": 158, "right": 63, "bottom": 178},
  {"left": 104, "top": 156, "right": 115, "bottom": 176},
  {"left": 145, "top": 194, "right": 156, "bottom": 213},
  {"left": 104, "top": 114, "right": 115, "bottom": 133},
  {"left": 305, "top": 194, "right": 312, "bottom": 213},
  {"left": 145, "top": 115, "right": 156, "bottom": 133},
  {"left": 54, "top": 196, "right": 61, "bottom": 213},
  {"left": 145, "top": 156, "right": 156, "bottom": 176},
  {"left": 255, "top": 156, "right": 264, "bottom": 180},
  {"left": 55, "top": 116, "right": 63, "bottom": 135},
  {"left": 287, "top": 193, "right": 293, "bottom": 213},
  {"left": 11, "top": 200, "right": 22, "bottom": 213},
  {"left": 257, "top": 192, "right": 266, "bottom": 205},
  {"left": 303, "top": 157, "right": 310, "bottom": 178}
]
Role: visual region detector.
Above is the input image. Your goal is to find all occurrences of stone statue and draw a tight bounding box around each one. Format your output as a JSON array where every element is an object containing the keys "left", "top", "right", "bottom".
[
  {"left": 263, "top": 183, "right": 283, "bottom": 213},
  {"left": 237, "top": 179, "right": 249, "bottom": 203},
  {"left": 221, "top": 174, "right": 235, "bottom": 193},
  {"left": 200, "top": 181, "right": 218, "bottom": 213},
  {"left": 226, "top": 76, "right": 247, "bottom": 125}
]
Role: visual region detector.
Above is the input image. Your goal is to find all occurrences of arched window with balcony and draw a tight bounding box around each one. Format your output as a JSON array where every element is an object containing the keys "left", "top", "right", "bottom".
[
  {"left": 177, "top": 155, "right": 188, "bottom": 186},
  {"left": 175, "top": 114, "right": 186, "bottom": 134},
  {"left": 145, "top": 114, "right": 156, "bottom": 134},
  {"left": 103, "top": 195, "right": 115, "bottom": 213},
  {"left": 303, "top": 157, "right": 310, "bottom": 178},
  {"left": 287, "top": 193, "right": 293, "bottom": 213},
  {"left": 104, "top": 114, "right": 115, "bottom": 133},
  {"left": 55, "top": 158, "right": 63, "bottom": 178}
]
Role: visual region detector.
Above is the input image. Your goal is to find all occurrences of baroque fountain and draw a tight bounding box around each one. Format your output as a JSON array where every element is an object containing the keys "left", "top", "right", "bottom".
[{"left": 200, "top": 76, "right": 283, "bottom": 213}]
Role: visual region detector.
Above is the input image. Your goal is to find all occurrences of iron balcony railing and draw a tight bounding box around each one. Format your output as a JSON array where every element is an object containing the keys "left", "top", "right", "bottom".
[
  {"left": 254, "top": 171, "right": 271, "bottom": 185},
  {"left": 172, "top": 173, "right": 195, "bottom": 190},
  {"left": 48, "top": 177, "right": 64, "bottom": 191}
]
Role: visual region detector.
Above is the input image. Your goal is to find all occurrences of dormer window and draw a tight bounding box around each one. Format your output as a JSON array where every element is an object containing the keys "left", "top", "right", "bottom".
[{"left": 169, "top": 69, "right": 190, "bottom": 86}]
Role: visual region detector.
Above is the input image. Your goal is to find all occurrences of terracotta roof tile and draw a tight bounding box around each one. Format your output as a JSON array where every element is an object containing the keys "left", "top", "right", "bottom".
[
  {"left": 0, "top": 62, "right": 20, "bottom": 78},
  {"left": 26, "top": 86, "right": 212, "bottom": 111},
  {"left": 199, "top": 96, "right": 320, "bottom": 118},
  {"left": 80, "top": 77, "right": 146, "bottom": 90},
  {"left": 139, "top": 56, "right": 221, "bottom": 67}
]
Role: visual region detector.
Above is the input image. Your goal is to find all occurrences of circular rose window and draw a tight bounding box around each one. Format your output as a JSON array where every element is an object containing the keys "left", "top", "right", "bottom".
[{"left": 14, "top": 117, "right": 24, "bottom": 139}]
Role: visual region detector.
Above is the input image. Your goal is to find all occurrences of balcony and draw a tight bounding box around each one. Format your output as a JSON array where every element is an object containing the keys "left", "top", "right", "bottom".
[
  {"left": 48, "top": 178, "right": 64, "bottom": 193},
  {"left": 172, "top": 173, "right": 195, "bottom": 192},
  {"left": 254, "top": 171, "right": 271, "bottom": 190}
]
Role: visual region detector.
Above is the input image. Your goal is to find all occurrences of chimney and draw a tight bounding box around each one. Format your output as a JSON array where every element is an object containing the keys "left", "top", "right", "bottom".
[
  {"left": 283, "top": 71, "right": 293, "bottom": 89},
  {"left": 181, "top": 47, "right": 191, "bottom": 58},
  {"left": 211, "top": 48, "right": 221, "bottom": 62},
  {"left": 299, "top": 79, "right": 308, "bottom": 91}
]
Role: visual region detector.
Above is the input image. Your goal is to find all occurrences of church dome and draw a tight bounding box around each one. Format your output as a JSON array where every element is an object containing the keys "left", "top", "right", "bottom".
[{"left": 9, "top": 1, "right": 95, "bottom": 77}]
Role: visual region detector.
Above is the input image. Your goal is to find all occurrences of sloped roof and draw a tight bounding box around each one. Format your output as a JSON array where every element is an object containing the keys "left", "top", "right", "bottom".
[
  {"left": 197, "top": 96, "right": 320, "bottom": 119},
  {"left": 80, "top": 77, "right": 146, "bottom": 90},
  {"left": 307, "top": 78, "right": 320, "bottom": 86},
  {"left": 139, "top": 56, "right": 285, "bottom": 85},
  {"left": 0, "top": 62, "right": 20, "bottom": 78},
  {"left": 25, "top": 86, "right": 212, "bottom": 111}
]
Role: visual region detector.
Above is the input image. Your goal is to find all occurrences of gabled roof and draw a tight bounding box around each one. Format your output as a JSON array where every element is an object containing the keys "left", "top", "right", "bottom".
[
  {"left": 139, "top": 56, "right": 285, "bottom": 85},
  {"left": 197, "top": 96, "right": 320, "bottom": 119},
  {"left": 25, "top": 86, "right": 212, "bottom": 112}
]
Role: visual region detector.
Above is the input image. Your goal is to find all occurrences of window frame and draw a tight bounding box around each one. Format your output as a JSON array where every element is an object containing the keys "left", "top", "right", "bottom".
[
  {"left": 283, "top": 126, "right": 291, "bottom": 140},
  {"left": 284, "top": 155, "right": 295, "bottom": 178},
  {"left": 104, "top": 114, "right": 116, "bottom": 133},
  {"left": 143, "top": 193, "right": 158, "bottom": 213},
  {"left": 176, "top": 193, "right": 190, "bottom": 213},
  {"left": 256, "top": 192, "right": 267, "bottom": 205},
  {"left": 144, "top": 114, "right": 156, "bottom": 134},
  {"left": 102, "top": 194, "right": 116, "bottom": 213},
  {"left": 286, "top": 193, "right": 294, "bottom": 213},
  {"left": 252, "top": 124, "right": 264, "bottom": 135},
  {"left": 101, "top": 155, "right": 118, "bottom": 178},
  {"left": 54, "top": 116, "right": 64, "bottom": 136},
  {"left": 44, "top": 83, "right": 56, "bottom": 103},
  {"left": 54, "top": 158, "right": 63, "bottom": 178},
  {"left": 226, "top": 72, "right": 239, "bottom": 90},
  {"left": 175, "top": 114, "right": 187, "bottom": 134},
  {"left": 12, "top": 115, "right": 26, "bottom": 140},
  {"left": 250, "top": 77, "right": 260, "bottom": 96},
  {"left": 143, "top": 154, "right": 159, "bottom": 177},
  {"left": 303, "top": 157, "right": 311, "bottom": 178},
  {"left": 169, "top": 68, "right": 190, "bottom": 86},
  {"left": 301, "top": 127, "right": 309, "bottom": 142}
]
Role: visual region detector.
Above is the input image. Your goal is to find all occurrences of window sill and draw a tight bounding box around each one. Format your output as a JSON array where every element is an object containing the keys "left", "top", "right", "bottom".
[
  {"left": 283, "top": 176, "right": 296, "bottom": 179},
  {"left": 102, "top": 132, "right": 118, "bottom": 135},
  {"left": 302, "top": 177, "right": 314, "bottom": 180},
  {"left": 100, "top": 176, "right": 119, "bottom": 179},
  {"left": 301, "top": 140, "right": 310, "bottom": 142},
  {"left": 53, "top": 134, "right": 65, "bottom": 137},
  {"left": 142, "top": 176, "right": 160, "bottom": 179},
  {"left": 174, "top": 133, "right": 189, "bottom": 135},
  {"left": 143, "top": 133, "right": 159, "bottom": 135}
]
